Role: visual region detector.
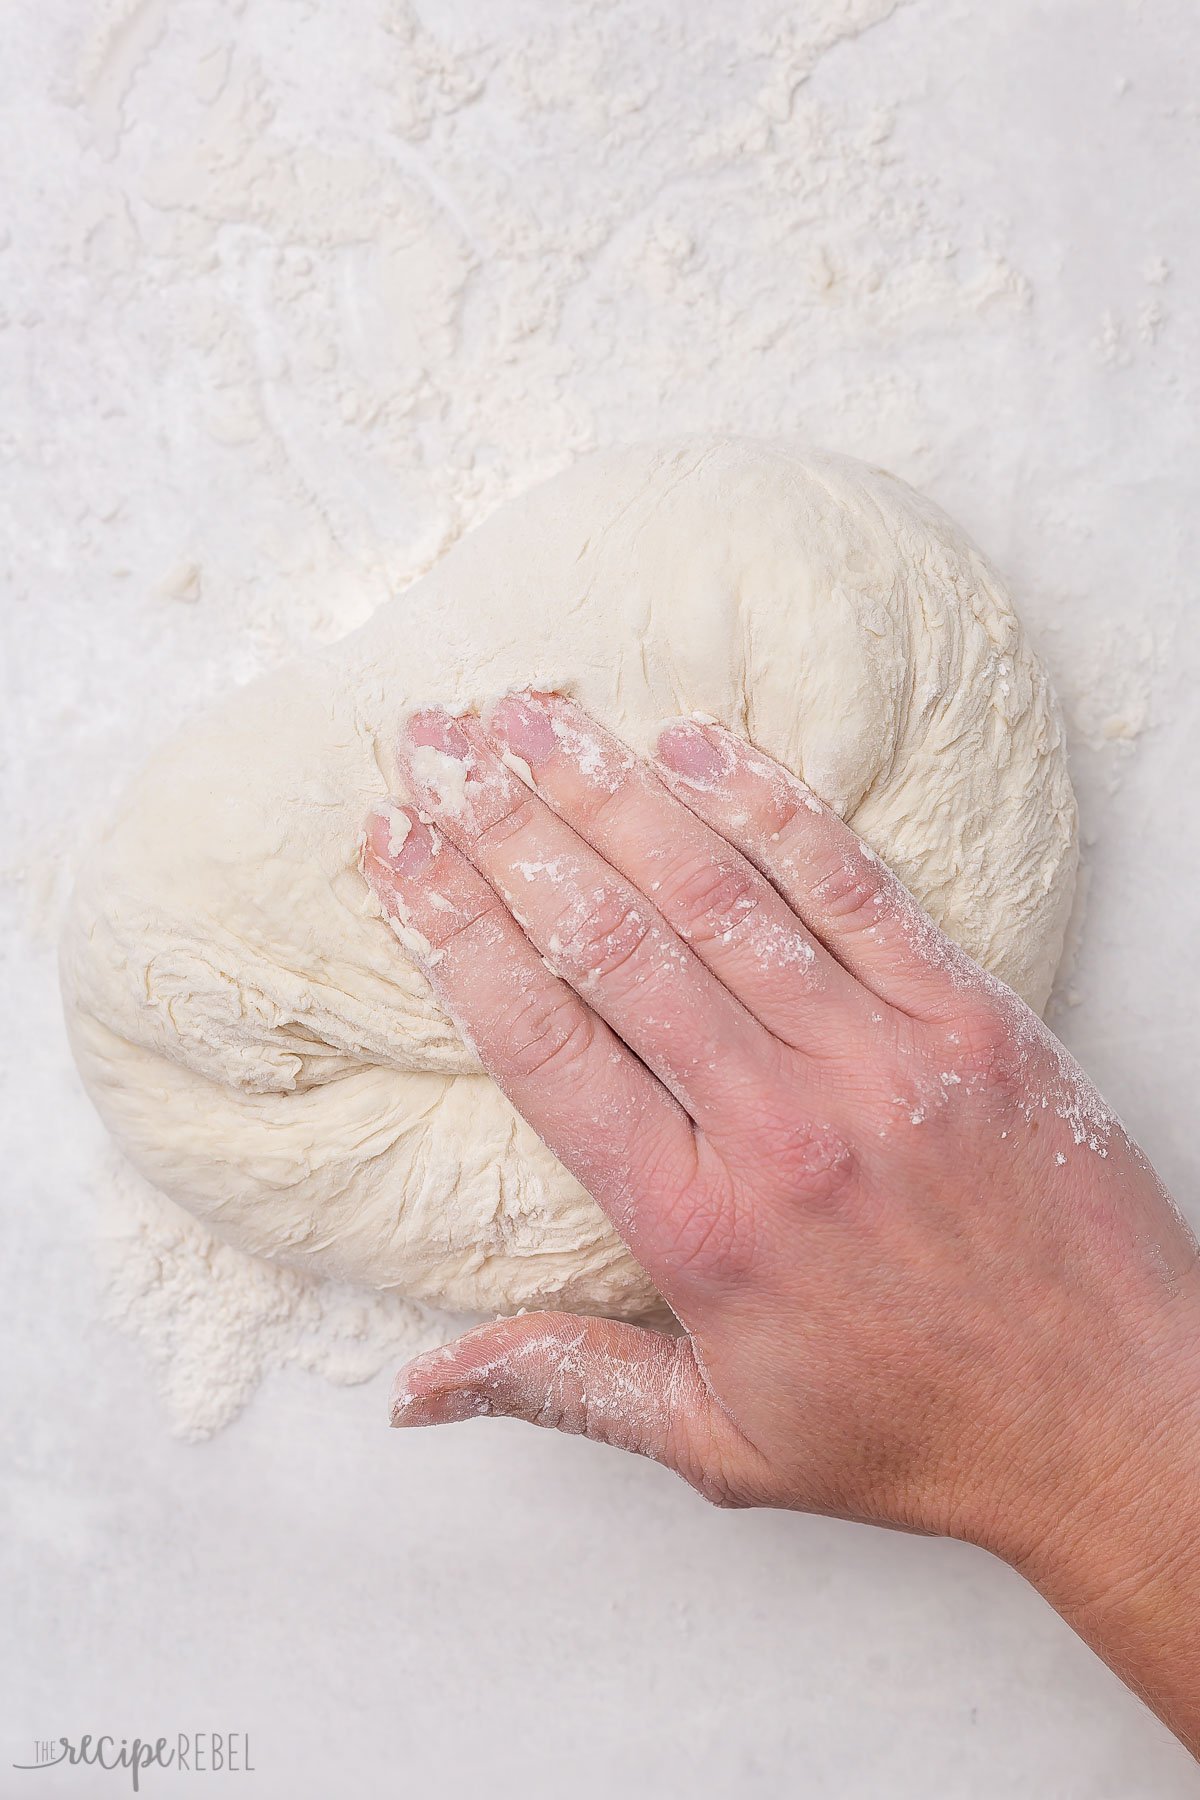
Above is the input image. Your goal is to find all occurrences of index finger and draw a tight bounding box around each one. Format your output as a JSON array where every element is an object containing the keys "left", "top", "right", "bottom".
[{"left": 361, "top": 805, "right": 747, "bottom": 1304}]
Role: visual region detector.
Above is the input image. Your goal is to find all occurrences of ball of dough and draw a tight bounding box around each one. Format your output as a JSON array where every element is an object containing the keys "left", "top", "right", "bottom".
[{"left": 61, "top": 442, "right": 1077, "bottom": 1317}]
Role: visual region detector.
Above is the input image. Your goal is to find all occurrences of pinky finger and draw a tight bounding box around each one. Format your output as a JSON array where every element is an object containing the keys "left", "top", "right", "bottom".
[{"left": 656, "top": 721, "right": 975, "bottom": 1021}]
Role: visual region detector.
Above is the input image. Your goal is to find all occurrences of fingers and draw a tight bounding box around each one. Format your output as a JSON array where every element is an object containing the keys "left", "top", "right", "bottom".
[
  {"left": 399, "top": 707, "right": 780, "bottom": 1126},
  {"left": 655, "top": 720, "right": 971, "bottom": 1020},
  {"left": 484, "top": 692, "right": 870, "bottom": 1054},
  {"left": 389, "top": 1313, "right": 771, "bottom": 1505},
  {"left": 360, "top": 806, "right": 703, "bottom": 1286}
]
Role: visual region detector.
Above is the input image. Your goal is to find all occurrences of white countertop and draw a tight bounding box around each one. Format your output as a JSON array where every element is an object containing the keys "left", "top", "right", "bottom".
[{"left": 4, "top": 0, "right": 1199, "bottom": 1792}]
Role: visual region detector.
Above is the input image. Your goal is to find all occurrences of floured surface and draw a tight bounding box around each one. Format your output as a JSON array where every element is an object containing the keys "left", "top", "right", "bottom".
[
  {"left": 4, "top": 0, "right": 1200, "bottom": 1792},
  {"left": 98, "top": 1158, "right": 461, "bottom": 1440}
]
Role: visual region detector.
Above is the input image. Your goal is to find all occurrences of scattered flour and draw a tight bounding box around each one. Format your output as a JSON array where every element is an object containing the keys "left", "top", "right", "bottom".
[
  {"left": 98, "top": 1157, "right": 460, "bottom": 1441},
  {"left": 1064, "top": 621, "right": 1157, "bottom": 758}
]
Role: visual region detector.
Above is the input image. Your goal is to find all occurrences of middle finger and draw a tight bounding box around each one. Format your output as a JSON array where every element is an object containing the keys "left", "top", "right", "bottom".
[
  {"left": 485, "top": 691, "right": 872, "bottom": 1054},
  {"left": 402, "top": 705, "right": 778, "bottom": 1129}
]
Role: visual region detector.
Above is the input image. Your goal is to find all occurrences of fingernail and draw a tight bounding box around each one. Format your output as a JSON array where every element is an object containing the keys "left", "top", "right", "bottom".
[
  {"left": 406, "top": 705, "right": 473, "bottom": 759},
  {"left": 405, "top": 707, "right": 475, "bottom": 818},
  {"left": 364, "top": 804, "right": 434, "bottom": 878},
  {"left": 488, "top": 691, "right": 558, "bottom": 770},
  {"left": 390, "top": 1350, "right": 491, "bottom": 1428},
  {"left": 656, "top": 721, "right": 724, "bottom": 785},
  {"left": 391, "top": 1386, "right": 492, "bottom": 1428}
]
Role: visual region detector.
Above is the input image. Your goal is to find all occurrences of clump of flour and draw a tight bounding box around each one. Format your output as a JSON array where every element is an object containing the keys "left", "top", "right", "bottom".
[{"left": 98, "top": 1157, "right": 457, "bottom": 1439}]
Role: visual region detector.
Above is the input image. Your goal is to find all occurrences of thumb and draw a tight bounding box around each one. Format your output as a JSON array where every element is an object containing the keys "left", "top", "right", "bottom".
[{"left": 389, "top": 1313, "right": 765, "bottom": 1505}]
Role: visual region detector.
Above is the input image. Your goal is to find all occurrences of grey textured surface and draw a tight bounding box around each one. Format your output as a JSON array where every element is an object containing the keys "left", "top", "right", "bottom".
[{"left": 3, "top": 0, "right": 1198, "bottom": 1792}]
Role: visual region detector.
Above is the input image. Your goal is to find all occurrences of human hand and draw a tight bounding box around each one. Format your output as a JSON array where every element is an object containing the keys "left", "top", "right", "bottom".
[{"left": 362, "top": 692, "right": 1200, "bottom": 1751}]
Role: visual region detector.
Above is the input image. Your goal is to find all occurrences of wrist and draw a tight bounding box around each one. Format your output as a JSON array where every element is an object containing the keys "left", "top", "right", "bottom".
[{"left": 995, "top": 1286, "right": 1200, "bottom": 1755}]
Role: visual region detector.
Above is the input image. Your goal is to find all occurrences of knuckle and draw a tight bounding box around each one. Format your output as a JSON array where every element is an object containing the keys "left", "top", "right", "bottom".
[
  {"left": 492, "top": 982, "right": 596, "bottom": 1084},
  {"left": 941, "top": 1002, "right": 1023, "bottom": 1100},
  {"left": 759, "top": 790, "right": 833, "bottom": 859},
  {"left": 754, "top": 1110, "right": 857, "bottom": 1211},
  {"left": 744, "top": 767, "right": 827, "bottom": 837},
  {"left": 576, "top": 767, "right": 641, "bottom": 834},
  {"left": 428, "top": 888, "right": 508, "bottom": 956},
  {"left": 809, "top": 849, "right": 889, "bottom": 930},
  {"left": 657, "top": 852, "right": 764, "bottom": 948},
  {"left": 668, "top": 1405, "right": 769, "bottom": 1511},
  {"left": 474, "top": 788, "right": 541, "bottom": 854},
  {"left": 555, "top": 885, "right": 654, "bottom": 988}
]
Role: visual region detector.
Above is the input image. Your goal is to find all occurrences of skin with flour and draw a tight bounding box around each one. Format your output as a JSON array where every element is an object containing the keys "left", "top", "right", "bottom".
[{"left": 361, "top": 690, "right": 1200, "bottom": 1759}]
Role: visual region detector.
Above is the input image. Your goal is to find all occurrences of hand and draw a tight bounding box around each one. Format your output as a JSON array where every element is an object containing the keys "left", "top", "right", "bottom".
[{"left": 362, "top": 691, "right": 1200, "bottom": 1754}]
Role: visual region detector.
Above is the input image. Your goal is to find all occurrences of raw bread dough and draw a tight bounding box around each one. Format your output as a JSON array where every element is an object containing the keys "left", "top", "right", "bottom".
[{"left": 61, "top": 442, "right": 1077, "bottom": 1317}]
